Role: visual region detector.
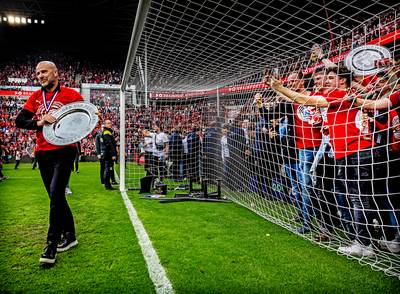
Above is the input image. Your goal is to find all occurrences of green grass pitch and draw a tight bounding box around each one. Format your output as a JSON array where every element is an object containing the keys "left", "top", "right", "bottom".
[{"left": 1, "top": 163, "right": 399, "bottom": 293}]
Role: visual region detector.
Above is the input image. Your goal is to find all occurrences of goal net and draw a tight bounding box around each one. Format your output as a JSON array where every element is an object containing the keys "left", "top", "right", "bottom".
[{"left": 120, "top": 0, "right": 400, "bottom": 278}]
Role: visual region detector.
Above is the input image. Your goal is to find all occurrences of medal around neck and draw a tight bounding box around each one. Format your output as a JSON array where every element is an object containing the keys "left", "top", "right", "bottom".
[
  {"left": 345, "top": 45, "right": 391, "bottom": 76},
  {"left": 43, "top": 102, "right": 99, "bottom": 145}
]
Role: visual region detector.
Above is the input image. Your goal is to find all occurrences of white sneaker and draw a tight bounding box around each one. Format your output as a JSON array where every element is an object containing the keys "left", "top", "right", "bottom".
[
  {"left": 372, "top": 218, "right": 380, "bottom": 229},
  {"left": 378, "top": 239, "right": 400, "bottom": 253},
  {"left": 65, "top": 187, "right": 72, "bottom": 195},
  {"left": 338, "top": 241, "right": 376, "bottom": 257}
]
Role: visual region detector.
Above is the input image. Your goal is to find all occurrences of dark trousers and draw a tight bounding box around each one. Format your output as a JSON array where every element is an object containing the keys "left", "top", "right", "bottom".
[
  {"left": 389, "top": 152, "right": 400, "bottom": 223},
  {"left": 100, "top": 158, "right": 115, "bottom": 184},
  {"left": 104, "top": 158, "right": 114, "bottom": 188},
  {"left": 170, "top": 156, "right": 182, "bottom": 180},
  {"left": 225, "top": 155, "right": 246, "bottom": 191},
  {"left": 336, "top": 149, "right": 378, "bottom": 245},
  {"left": 153, "top": 156, "right": 167, "bottom": 179},
  {"left": 314, "top": 154, "right": 341, "bottom": 232},
  {"left": 36, "top": 147, "right": 76, "bottom": 244},
  {"left": 144, "top": 152, "right": 153, "bottom": 175},
  {"left": 32, "top": 157, "right": 38, "bottom": 169},
  {"left": 182, "top": 153, "right": 188, "bottom": 179},
  {"left": 74, "top": 154, "right": 79, "bottom": 172},
  {"left": 187, "top": 154, "right": 200, "bottom": 182},
  {"left": 99, "top": 158, "right": 105, "bottom": 184},
  {"left": 14, "top": 160, "right": 20, "bottom": 169}
]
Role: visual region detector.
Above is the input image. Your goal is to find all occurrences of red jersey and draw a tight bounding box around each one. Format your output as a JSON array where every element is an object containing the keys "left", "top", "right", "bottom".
[
  {"left": 374, "top": 109, "right": 400, "bottom": 153},
  {"left": 361, "top": 75, "right": 377, "bottom": 87},
  {"left": 380, "top": 110, "right": 400, "bottom": 154},
  {"left": 389, "top": 91, "right": 400, "bottom": 108},
  {"left": 293, "top": 94, "right": 322, "bottom": 149},
  {"left": 324, "top": 90, "right": 373, "bottom": 159},
  {"left": 23, "top": 85, "right": 84, "bottom": 151}
]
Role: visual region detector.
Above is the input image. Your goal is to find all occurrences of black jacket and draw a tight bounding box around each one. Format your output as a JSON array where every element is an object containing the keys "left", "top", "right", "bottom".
[
  {"left": 100, "top": 127, "right": 117, "bottom": 159},
  {"left": 258, "top": 102, "right": 297, "bottom": 164}
]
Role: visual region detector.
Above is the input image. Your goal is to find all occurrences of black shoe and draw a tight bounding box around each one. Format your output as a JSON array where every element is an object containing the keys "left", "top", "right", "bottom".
[
  {"left": 105, "top": 186, "right": 116, "bottom": 190},
  {"left": 112, "top": 181, "right": 118, "bottom": 185},
  {"left": 39, "top": 243, "right": 57, "bottom": 264},
  {"left": 57, "top": 237, "right": 78, "bottom": 252}
]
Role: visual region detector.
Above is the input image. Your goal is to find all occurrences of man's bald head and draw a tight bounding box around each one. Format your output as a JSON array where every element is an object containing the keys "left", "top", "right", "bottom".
[
  {"left": 35, "top": 61, "right": 59, "bottom": 91},
  {"left": 37, "top": 61, "right": 58, "bottom": 71}
]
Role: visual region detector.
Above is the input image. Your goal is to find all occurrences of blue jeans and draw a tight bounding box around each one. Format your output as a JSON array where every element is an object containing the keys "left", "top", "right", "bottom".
[
  {"left": 298, "top": 148, "right": 317, "bottom": 227},
  {"left": 284, "top": 163, "right": 301, "bottom": 210},
  {"left": 380, "top": 196, "right": 399, "bottom": 238}
]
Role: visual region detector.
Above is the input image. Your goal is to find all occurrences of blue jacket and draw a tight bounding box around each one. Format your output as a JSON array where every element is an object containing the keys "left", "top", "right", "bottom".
[{"left": 169, "top": 131, "right": 183, "bottom": 159}]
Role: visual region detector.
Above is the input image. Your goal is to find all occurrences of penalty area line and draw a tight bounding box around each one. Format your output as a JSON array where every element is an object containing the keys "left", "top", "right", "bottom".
[{"left": 116, "top": 171, "right": 174, "bottom": 293}]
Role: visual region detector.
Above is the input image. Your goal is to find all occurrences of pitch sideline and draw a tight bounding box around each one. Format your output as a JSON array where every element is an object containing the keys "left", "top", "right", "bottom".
[{"left": 114, "top": 172, "right": 174, "bottom": 294}]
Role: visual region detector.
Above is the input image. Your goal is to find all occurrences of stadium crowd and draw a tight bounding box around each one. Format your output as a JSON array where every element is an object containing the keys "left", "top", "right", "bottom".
[
  {"left": 0, "top": 53, "right": 80, "bottom": 87},
  {"left": 0, "top": 97, "right": 35, "bottom": 161},
  {"left": 80, "top": 64, "right": 123, "bottom": 85},
  {"left": 0, "top": 52, "right": 122, "bottom": 87}
]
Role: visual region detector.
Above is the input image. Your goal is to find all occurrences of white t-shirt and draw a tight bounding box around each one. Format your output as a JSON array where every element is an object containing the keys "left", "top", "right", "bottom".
[
  {"left": 143, "top": 133, "right": 155, "bottom": 153},
  {"left": 153, "top": 132, "right": 169, "bottom": 157},
  {"left": 182, "top": 136, "right": 188, "bottom": 154},
  {"left": 243, "top": 128, "right": 249, "bottom": 145},
  {"left": 221, "top": 135, "right": 229, "bottom": 161}
]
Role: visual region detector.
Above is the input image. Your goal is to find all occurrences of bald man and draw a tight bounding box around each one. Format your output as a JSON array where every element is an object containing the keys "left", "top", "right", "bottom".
[{"left": 16, "top": 61, "right": 83, "bottom": 265}]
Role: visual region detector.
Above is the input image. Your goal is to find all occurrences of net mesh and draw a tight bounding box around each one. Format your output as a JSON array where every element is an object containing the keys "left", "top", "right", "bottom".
[{"left": 121, "top": 0, "right": 400, "bottom": 278}]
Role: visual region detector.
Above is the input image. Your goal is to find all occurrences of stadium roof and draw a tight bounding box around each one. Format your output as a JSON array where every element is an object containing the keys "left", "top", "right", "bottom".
[{"left": 0, "top": 0, "right": 139, "bottom": 62}]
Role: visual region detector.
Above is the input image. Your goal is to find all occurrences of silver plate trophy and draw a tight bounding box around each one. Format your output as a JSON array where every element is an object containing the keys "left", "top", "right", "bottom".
[
  {"left": 345, "top": 45, "right": 391, "bottom": 76},
  {"left": 43, "top": 102, "right": 99, "bottom": 146}
]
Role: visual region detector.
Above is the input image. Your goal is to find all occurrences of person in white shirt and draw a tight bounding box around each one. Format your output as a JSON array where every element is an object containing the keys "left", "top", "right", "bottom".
[
  {"left": 242, "top": 119, "right": 250, "bottom": 145},
  {"left": 142, "top": 128, "right": 155, "bottom": 176},
  {"left": 14, "top": 149, "right": 21, "bottom": 169},
  {"left": 152, "top": 125, "right": 169, "bottom": 180},
  {"left": 182, "top": 131, "right": 189, "bottom": 179},
  {"left": 221, "top": 125, "right": 230, "bottom": 173}
]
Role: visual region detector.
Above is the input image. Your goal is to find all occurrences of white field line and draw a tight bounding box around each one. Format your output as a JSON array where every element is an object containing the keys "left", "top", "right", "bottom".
[{"left": 115, "top": 172, "right": 174, "bottom": 294}]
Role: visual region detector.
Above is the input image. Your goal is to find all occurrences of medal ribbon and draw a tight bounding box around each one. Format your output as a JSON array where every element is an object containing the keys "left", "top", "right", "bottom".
[{"left": 42, "top": 90, "right": 59, "bottom": 113}]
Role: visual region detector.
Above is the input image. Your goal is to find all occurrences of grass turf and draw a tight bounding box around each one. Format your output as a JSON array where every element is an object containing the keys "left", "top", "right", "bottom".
[
  {"left": 128, "top": 192, "right": 400, "bottom": 293},
  {"left": 1, "top": 162, "right": 400, "bottom": 293},
  {"left": 0, "top": 163, "right": 155, "bottom": 293}
]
